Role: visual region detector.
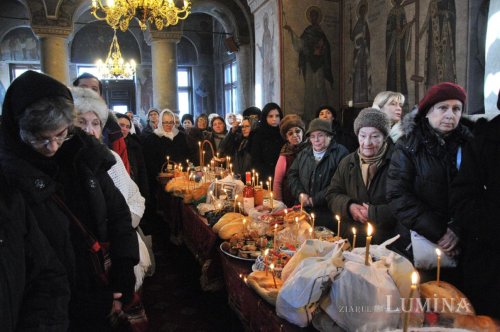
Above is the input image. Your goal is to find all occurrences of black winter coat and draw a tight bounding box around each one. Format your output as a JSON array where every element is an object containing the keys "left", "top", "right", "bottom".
[
  {"left": 219, "top": 129, "right": 254, "bottom": 180},
  {"left": 288, "top": 140, "right": 348, "bottom": 227},
  {"left": 0, "top": 173, "right": 70, "bottom": 331},
  {"left": 450, "top": 115, "right": 500, "bottom": 318},
  {"left": 386, "top": 111, "right": 473, "bottom": 252},
  {"left": 326, "top": 143, "right": 397, "bottom": 245},
  {"left": 124, "top": 134, "right": 149, "bottom": 199},
  {"left": 250, "top": 125, "right": 285, "bottom": 180},
  {"left": 0, "top": 131, "right": 139, "bottom": 328}
]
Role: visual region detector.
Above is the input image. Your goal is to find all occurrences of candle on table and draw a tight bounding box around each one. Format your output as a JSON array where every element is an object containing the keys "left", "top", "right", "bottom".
[
  {"left": 270, "top": 192, "right": 274, "bottom": 209},
  {"left": 233, "top": 194, "right": 238, "bottom": 212},
  {"left": 310, "top": 212, "right": 315, "bottom": 230},
  {"left": 335, "top": 214, "right": 341, "bottom": 237},
  {"left": 198, "top": 141, "right": 202, "bottom": 166},
  {"left": 300, "top": 194, "right": 304, "bottom": 213},
  {"left": 351, "top": 227, "right": 357, "bottom": 250},
  {"left": 269, "top": 263, "right": 278, "bottom": 288},
  {"left": 242, "top": 218, "right": 247, "bottom": 233},
  {"left": 256, "top": 173, "right": 259, "bottom": 188},
  {"left": 436, "top": 248, "right": 442, "bottom": 286},
  {"left": 273, "top": 224, "right": 278, "bottom": 250},
  {"left": 238, "top": 202, "right": 242, "bottom": 214},
  {"left": 403, "top": 271, "right": 419, "bottom": 332},
  {"left": 268, "top": 177, "right": 272, "bottom": 193},
  {"left": 202, "top": 151, "right": 206, "bottom": 166},
  {"left": 309, "top": 227, "right": 314, "bottom": 239},
  {"left": 264, "top": 248, "right": 269, "bottom": 276},
  {"left": 284, "top": 208, "right": 288, "bottom": 217},
  {"left": 229, "top": 163, "right": 233, "bottom": 173},
  {"left": 364, "top": 223, "right": 373, "bottom": 266}
]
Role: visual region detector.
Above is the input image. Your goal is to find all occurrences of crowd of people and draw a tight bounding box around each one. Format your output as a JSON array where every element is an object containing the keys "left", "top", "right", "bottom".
[{"left": 1, "top": 69, "right": 499, "bottom": 330}]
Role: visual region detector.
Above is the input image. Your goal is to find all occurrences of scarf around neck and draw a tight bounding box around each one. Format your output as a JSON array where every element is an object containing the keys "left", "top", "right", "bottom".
[{"left": 357, "top": 141, "right": 388, "bottom": 188}]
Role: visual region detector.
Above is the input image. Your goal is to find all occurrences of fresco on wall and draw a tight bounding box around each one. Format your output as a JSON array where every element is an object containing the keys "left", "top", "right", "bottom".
[
  {"left": 386, "top": 0, "right": 415, "bottom": 100},
  {"left": 0, "top": 27, "right": 39, "bottom": 61},
  {"left": 255, "top": 0, "right": 280, "bottom": 107},
  {"left": 195, "top": 69, "right": 213, "bottom": 115},
  {"left": 419, "top": 0, "right": 457, "bottom": 90},
  {"left": 350, "top": 0, "right": 371, "bottom": 104},
  {"left": 138, "top": 67, "right": 153, "bottom": 116},
  {"left": 282, "top": 0, "right": 340, "bottom": 123},
  {"left": 342, "top": 0, "right": 465, "bottom": 109},
  {"left": 284, "top": 6, "right": 333, "bottom": 123}
]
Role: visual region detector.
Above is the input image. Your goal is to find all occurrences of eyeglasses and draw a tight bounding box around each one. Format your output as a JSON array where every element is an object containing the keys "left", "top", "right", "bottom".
[
  {"left": 29, "top": 132, "right": 73, "bottom": 148},
  {"left": 162, "top": 121, "right": 174, "bottom": 125},
  {"left": 287, "top": 129, "right": 302, "bottom": 136}
]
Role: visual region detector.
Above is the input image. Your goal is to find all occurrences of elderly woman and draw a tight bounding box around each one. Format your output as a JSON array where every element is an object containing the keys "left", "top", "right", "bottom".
[
  {"left": 315, "top": 105, "right": 358, "bottom": 152},
  {"left": 141, "top": 107, "right": 160, "bottom": 137},
  {"left": 273, "top": 114, "right": 306, "bottom": 207},
  {"left": 0, "top": 71, "right": 138, "bottom": 329},
  {"left": 219, "top": 116, "right": 258, "bottom": 179},
  {"left": 288, "top": 119, "right": 348, "bottom": 226},
  {"left": 326, "top": 108, "right": 396, "bottom": 245},
  {"left": 181, "top": 113, "right": 194, "bottom": 130},
  {"left": 372, "top": 91, "right": 405, "bottom": 143},
  {"left": 386, "top": 82, "right": 472, "bottom": 278}
]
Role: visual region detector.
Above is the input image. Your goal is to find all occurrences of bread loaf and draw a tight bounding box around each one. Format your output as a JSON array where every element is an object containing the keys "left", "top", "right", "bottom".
[
  {"left": 218, "top": 222, "right": 245, "bottom": 240},
  {"left": 420, "top": 281, "right": 475, "bottom": 317},
  {"left": 453, "top": 315, "right": 500, "bottom": 331},
  {"left": 212, "top": 212, "right": 244, "bottom": 233},
  {"left": 247, "top": 271, "right": 283, "bottom": 305}
]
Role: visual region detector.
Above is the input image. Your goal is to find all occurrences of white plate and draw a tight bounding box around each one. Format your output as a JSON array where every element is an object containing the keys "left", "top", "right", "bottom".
[{"left": 220, "top": 242, "right": 255, "bottom": 262}]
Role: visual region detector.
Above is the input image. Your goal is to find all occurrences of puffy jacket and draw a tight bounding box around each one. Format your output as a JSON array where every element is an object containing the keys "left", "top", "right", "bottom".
[
  {"left": 288, "top": 140, "right": 348, "bottom": 227},
  {"left": 326, "top": 143, "right": 397, "bottom": 245},
  {"left": 386, "top": 111, "right": 473, "bottom": 250}
]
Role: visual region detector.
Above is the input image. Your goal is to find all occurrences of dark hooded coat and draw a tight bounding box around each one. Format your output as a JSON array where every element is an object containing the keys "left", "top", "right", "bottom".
[{"left": 0, "top": 71, "right": 138, "bottom": 329}]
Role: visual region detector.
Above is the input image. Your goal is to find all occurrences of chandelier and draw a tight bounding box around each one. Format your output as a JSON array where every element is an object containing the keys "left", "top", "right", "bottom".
[
  {"left": 91, "top": 0, "right": 192, "bottom": 32},
  {"left": 96, "top": 29, "right": 136, "bottom": 79}
]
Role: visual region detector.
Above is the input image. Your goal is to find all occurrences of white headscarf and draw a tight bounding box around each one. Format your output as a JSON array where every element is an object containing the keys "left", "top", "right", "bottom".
[{"left": 154, "top": 108, "right": 179, "bottom": 140}]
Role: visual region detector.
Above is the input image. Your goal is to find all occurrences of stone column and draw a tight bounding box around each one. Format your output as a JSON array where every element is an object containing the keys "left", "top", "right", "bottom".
[
  {"left": 150, "top": 30, "right": 182, "bottom": 111},
  {"left": 32, "top": 27, "right": 72, "bottom": 84}
]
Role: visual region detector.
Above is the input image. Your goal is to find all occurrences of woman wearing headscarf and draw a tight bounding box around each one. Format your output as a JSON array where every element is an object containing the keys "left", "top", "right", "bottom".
[
  {"left": 219, "top": 116, "right": 258, "bottom": 179},
  {"left": 372, "top": 91, "right": 405, "bottom": 143},
  {"left": 273, "top": 114, "right": 307, "bottom": 207},
  {"left": 326, "top": 108, "right": 396, "bottom": 245},
  {"left": 386, "top": 82, "right": 473, "bottom": 281},
  {"left": 251, "top": 102, "right": 285, "bottom": 180},
  {"left": 0, "top": 71, "right": 138, "bottom": 330},
  {"left": 288, "top": 119, "right": 349, "bottom": 227}
]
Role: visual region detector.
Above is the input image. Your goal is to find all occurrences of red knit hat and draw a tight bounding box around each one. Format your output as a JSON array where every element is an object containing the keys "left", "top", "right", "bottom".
[{"left": 418, "top": 82, "right": 466, "bottom": 116}]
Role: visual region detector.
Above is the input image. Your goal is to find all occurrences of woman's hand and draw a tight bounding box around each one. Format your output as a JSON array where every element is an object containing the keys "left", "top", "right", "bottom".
[
  {"left": 349, "top": 203, "right": 368, "bottom": 224},
  {"left": 437, "top": 228, "right": 459, "bottom": 254}
]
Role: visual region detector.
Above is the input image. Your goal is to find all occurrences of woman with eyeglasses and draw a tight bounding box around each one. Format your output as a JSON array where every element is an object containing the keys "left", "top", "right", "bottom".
[
  {"left": 326, "top": 108, "right": 397, "bottom": 245},
  {"left": 0, "top": 71, "right": 139, "bottom": 330},
  {"left": 272, "top": 114, "right": 307, "bottom": 207},
  {"left": 288, "top": 118, "right": 348, "bottom": 227},
  {"left": 219, "top": 116, "right": 258, "bottom": 179}
]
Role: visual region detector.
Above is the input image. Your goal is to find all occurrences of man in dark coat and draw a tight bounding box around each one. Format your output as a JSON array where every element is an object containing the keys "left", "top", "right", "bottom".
[
  {"left": 0, "top": 71, "right": 139, "bottom": 330},
  {"left": 450, "top": 115, "right": 500, "bottom": 319},
  {"left": 0, "top": 172, "right": 70, "bottom": 331}
]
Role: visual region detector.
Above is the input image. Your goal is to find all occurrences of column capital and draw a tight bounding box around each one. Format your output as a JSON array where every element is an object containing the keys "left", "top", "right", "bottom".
[
  {"left": 32, "top": 26, "right": 72, "bottom": 39},
  {"left": 149, "top": 30, "right": 183, "bottom": 43}
]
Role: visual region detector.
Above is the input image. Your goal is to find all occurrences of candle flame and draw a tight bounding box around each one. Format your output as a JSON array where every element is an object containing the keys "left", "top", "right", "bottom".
[
  {"left": 435, "top": 248, "right": 441, "bottom": 257},
  {"left": 335, "top": 214, "right": 340, "bottom": 222},
  {"left": 234, "top": 194, "right": 238, "bottom": 200},
  {"left": 309, "top": 227, "right": 313, "bottom": 233},
  {"left": 243, "top": 218, "right": 246, "bottom": 224},
  {"left": 264, "top": 248, "right": 269, "bottom": 256},
  {"left": 367, "top": 223, "right": 373, "bottom": 236},
  {"left": 352, "top": 227, "right": 356, "bottom": 234},
  {"left": 411, "top": 271, "right": 419, "bottom": 285},
  {"left": 274, "top": 224, "right": 278, "bottom": 230},
  {"left": 269, "top": 263, "right": 275, "bottom": 271},
  {"left": 295, "top": 216, "right": 299, "bottom": 223},
  {"left": 284, "top": 208, "right": 288, "bottom": 215},
  {"left": 311, "top": 213, "right": 315, "bottom": 219}
]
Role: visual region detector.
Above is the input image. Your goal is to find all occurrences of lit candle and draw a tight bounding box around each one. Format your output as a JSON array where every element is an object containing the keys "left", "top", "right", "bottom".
[
  {"left": 229, "top": 163, "right": 233, "bottom": 173},
  {"left": 233, "top": 194, "right": 238, "bottom": 212},
  {"left": 198, "top": 141, "right": 201, "bottom": 166},
  {"left": 351, "top": 227, "right": 357, "bottom": 250},
  {"left": 300, "top": 194, "right": 304, "bottom": 213},
  {"left": 309, "top": 227, "right": 314, "bottom": 239},
  {"left": 242, "top": 218, "right": 247, "bottom": 233},
  {"left": 237, "top": 202, "right": 242, "bottom": 214},
  {"left": 269, "top": 263, "right": 278, "bottom": 288},
  {"left": 264, "top": 248, "right": 269, "bottom": 276},
  {"left": 311, "top": 212, "right": 315, "bottom": 230},
  {"left": 270, "top": 192, "right": 274, "bottom": 209},
  {"left": 202, "top": 151, "right": 206, "bottom": 166},
  {"left": 274, "top": 224, "right": 278, "bottom": 250},
  {"left": 256, "top": 173, "right": 259, "bottom": 187},
  {"left": 335, "top": 214, "right": 341, "bottom": 237},
  {"left": 403, "top": 271, "right": 419, "bottom": 332},
  {"left": 365, "top": 223, "right": 373, "bottom": 265},
  {"left": 268, "top": 177, "right": 272, "bottom": 193},
  {"left": 284, "top": 208, "right": 288, "bottom": 217},
  {"left": 436, "top": 248, "right": 442, "bottom": 286},
  {"left": 186, "top": 159, "right": 189, "bottom": 166}
]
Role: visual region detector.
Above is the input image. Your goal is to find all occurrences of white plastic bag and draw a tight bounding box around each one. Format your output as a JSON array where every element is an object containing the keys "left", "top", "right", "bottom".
[
  {"left": 411, "top": 230, "right": 457, "bottom": 270},
  {"left": 206, "top": 175, "right": 244, "bottom": 204},
  {"left": 276, "top": 240, "right": 345, "bottom": 327}
]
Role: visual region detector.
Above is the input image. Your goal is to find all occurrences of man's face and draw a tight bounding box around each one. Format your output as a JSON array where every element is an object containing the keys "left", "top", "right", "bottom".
[{"left": 77, "top": 78, "right": 101, "bottom": 95}]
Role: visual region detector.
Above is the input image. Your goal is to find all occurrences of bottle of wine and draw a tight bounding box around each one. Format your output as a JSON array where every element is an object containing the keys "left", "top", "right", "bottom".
[{"left": 242, "top": 171, "right": 255, "bottom": 215}]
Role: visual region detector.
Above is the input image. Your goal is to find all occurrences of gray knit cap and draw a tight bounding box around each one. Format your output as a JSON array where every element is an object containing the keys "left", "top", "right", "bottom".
[
  {"left": 353, "top": 107, "right": 391, "bottom": 136},
  {"left": 305, "top": 118, "right": 334, "bottom": 136}
]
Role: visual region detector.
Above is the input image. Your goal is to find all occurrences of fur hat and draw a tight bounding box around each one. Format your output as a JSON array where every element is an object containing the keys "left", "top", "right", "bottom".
[
  {"left": 418, "top": 82, "right": 467, "bottom": 116},
  {"left": 353, "top": 107, "right": 391, "bottom": 136},
  {"left": 305, "top": 118, "right": 333, "bottom": 136},
  {"left": 279, "top": 114, "right": 305, "bottom": 139},
  {"left": 71, "top": 87, "right": 109, "bottom": 125}
]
